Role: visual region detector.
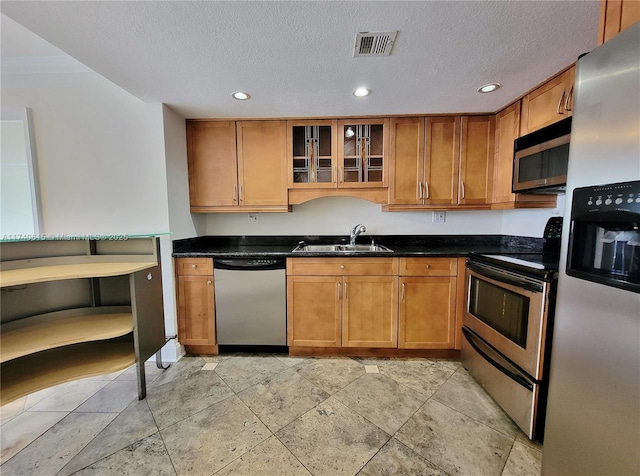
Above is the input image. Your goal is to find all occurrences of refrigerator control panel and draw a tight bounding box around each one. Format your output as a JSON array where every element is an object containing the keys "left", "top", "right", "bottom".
[{"left": 571, "top": 180, "right": 640, "bottom": 216}]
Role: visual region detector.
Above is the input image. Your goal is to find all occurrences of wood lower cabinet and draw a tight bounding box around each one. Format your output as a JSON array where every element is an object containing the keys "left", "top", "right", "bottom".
[
  {"left": 287, "top": 275, "right": 342, "bottom": 347},
  {"left": 398, "top": 258, "right": 457, "bottom": 349},
  {"left": 176, "top": 258, "right": 216, "bottom": 350},
  {"left": 342, "top": 275, "right": 398, "bottom": 348},
  {"left": 286, "top": 258, "right": 398, "bottom": 348},
  {"left": 599, "top": 0, "right": 640, "bottom": 44},
  {"left": 520, "top": 66, "right": 575, "bottom": 136}
]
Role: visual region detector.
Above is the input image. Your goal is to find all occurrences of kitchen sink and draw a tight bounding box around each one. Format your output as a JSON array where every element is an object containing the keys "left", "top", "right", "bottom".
[{"left": 292, "top": 243, "right": 394, "bottom": 253}]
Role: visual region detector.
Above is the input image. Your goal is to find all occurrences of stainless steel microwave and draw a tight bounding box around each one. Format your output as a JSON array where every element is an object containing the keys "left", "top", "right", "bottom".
[{"left": 512, "top": 117, "right": 571, "bottom": 194}]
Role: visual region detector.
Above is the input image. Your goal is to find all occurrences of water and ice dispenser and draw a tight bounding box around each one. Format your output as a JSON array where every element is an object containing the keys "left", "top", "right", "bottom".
[{"left": 567, "top": 180, "right": 640, "bottom": 293}]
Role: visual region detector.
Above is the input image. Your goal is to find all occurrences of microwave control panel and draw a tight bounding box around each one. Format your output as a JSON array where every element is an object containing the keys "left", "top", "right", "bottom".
[{"left": 571, "top": 180, "right": 640, "bottom": 217}]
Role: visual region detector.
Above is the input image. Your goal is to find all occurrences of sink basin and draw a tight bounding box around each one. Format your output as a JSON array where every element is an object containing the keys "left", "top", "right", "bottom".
[{"left": 292, "top": 243, "right": 393, "bottom": 253}]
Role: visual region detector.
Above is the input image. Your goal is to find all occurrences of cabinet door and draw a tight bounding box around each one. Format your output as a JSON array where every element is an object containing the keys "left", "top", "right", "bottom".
[
  {"left": 493, "top": 103, "right": 520, "bottom": 205},
  {"left": 287, "top": 276, "right": 342, "bottom": 347},
  {"left": 389, "top": 117, "right": 424, "bottom": 204},
  {"left": 342, "top": 276, "right": 398, "bottom": 348},
  {"left": 520, "top": 70, "right": 573, "bottom": 135},
  {"left": 287, "top": 120, "right": 337, "bottom": 189},
  {"left": 599, "top": 0, "right": 640, "bottom": 44},
  {"left": 424, "top": 116, "right": 460, "bottom": 205},
  {"left": 177, "top": 275, "right": 215, "bottom": 346},
  {"left": 186, "top": 121, "right": 238, "bottom": 208},
  {"left": 459, "top": 115, "right": 495, "bottom": 205},
  {"left": 237, "top": 121, "right": 288, "bottom": 206},
  {"left": 337, "top": 119, "right": 389, "bottom": 188},
  {"left": 398, "top": 277, "right": 456, "bottom": 349}
]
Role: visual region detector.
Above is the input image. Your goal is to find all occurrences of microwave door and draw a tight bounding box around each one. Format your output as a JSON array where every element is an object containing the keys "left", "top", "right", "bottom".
[{"left": 513, "top": 134, "right": 570, "bottom": 192}]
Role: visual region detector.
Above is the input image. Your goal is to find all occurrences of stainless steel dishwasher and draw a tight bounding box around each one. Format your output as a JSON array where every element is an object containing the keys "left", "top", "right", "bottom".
[{"left": 213, "top": 258, "right": 287, "bottom": 346}]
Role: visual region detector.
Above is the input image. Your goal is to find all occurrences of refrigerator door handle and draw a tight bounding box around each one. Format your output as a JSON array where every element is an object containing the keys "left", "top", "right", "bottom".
[{"left": 462, "top": 327, "right": 534, "bottom": 391}]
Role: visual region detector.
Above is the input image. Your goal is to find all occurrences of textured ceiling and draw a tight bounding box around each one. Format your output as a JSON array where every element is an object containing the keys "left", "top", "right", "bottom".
[{"left": 1, "top": 1, "right": 600, "bottom": 119}]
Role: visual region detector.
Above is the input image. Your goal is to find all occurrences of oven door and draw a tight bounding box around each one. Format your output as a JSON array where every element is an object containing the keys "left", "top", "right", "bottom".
[{"left": 464, "top": 260, "right": 550, "bottom": 380}]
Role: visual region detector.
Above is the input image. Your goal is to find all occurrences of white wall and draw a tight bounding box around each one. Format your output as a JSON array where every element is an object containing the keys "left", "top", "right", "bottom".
[
  {"left": 501, "top": 194, "right": 565, "bottom": 237},
  {"left": 160, "top": 104, "right": 206, "bottom": 361},
  {"left": 162, "top": 104, "right": 205, "bottom": 240},
  {"left": 1, "top": 72, "right": 170, "bottom": 235},
  {"left": 205, "top": 196, "right": 505, "bottom": 236}
]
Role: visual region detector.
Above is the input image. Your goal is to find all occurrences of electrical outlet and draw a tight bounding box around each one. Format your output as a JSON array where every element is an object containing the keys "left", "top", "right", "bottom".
[
  {"left": 432, "top": 211, "right": 446, "bottom": 223},
  {"left": 248, "top": 214, "right": 259, "bottom": 224}
]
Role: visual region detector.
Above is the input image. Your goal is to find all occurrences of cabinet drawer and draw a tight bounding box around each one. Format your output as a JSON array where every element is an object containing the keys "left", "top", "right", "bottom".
[
  {"left": 287, "top": 258, "right": 398, "bottom": 276},
  {"left": 399, "top": 257, "right": 457, "bottom": 276},
  {"left": 176, "top": 258, "right": 213, "bottom": 276}
]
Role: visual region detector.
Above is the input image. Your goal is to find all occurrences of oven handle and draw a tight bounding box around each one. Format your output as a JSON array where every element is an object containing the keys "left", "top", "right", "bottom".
[
  {"left": 466, "top": 261, "right": 543, "bottom": 293},
  {"left": 462, "top": 327, "right": 534, "bottom": 391}
]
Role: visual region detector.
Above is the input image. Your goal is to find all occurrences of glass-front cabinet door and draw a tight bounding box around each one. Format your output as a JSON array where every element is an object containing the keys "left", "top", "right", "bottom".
[
  {"left": 338, "top": 118, "right": 389, "bottom": 188},
  {"left": 287, "top": 120, "right": 337, "bottom": 189}
]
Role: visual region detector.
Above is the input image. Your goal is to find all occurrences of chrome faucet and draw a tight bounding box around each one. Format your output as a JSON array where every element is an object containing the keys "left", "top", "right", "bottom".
[{"left": 350, "top": 224, "right": 366, "bottom": 245}]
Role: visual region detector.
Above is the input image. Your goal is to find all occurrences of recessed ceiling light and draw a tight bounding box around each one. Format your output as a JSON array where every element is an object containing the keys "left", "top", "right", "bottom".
[
  {"left": 477, "top": 83, "right": 501, "bottom": 93},
  {"left": 353, "top": 88, "right": 371, "bottom": 97},
  {"left": 232, "top": 91, "right": 250, "bottom": 100}
]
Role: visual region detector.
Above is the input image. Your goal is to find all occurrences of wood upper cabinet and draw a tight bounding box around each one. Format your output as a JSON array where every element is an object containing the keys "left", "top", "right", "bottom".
[
  {"left": 187, "top": 121, "right": 238, "bottom": 208},
  {"left": 186, "top": 120, "right": 289, "bottom": 212},
  {"left": 520, "top": 67, "right": 575, "bottom": 136},
  {"left": 599, "top": 0, "right": 640, "bottom": 44},
  {"left": 337, "top": 118, "right": 389, "bottom": 189},
  {"left": 425, "top": 116, "right": 461, "bottom": 205},
  {"left": 176, "top": 258, "right": 216, "bottom": 347},
  {"left": 286, "top": 258, "right": 398, "bottom": 348},
  {"left": 388, "top": 117, "right": 424, "bottom": 205},
  {"left": 492, "top": 103, "right": 557, "bottom": 208},
  {"left": 398, "top": 258, "right": 457, "bottom": 349},
  {"left": 388, "top": 116, "right": 460, "bottom": 206},
  {"left": 236, "top": 121, "right": 288, "bottom": 207},
  {"left": 459, "top": 115, "right": 495, "bottom": 205},
  {"left": 287, "top": 120, "right": 338, "bottom": 189}
]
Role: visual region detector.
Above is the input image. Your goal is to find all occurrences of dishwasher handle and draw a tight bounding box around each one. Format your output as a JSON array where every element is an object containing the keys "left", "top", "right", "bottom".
[{"left": 214, "top": 258, "right": 286, "bottom": 271}]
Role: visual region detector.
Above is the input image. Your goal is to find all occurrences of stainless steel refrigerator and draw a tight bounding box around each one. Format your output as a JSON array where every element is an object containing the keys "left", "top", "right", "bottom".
[{"left": 542, "top": 23, "right": 640, "bottom": 475}]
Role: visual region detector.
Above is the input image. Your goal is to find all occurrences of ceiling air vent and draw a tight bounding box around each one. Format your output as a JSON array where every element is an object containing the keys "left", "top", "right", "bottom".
[{"left": 353, "top": 31, "right": 398, "bottom": 57}]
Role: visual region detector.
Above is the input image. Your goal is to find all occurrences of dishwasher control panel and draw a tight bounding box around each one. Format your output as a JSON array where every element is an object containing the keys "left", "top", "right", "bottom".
[{"left": 214, "top": 258, "right": 286, "bottom": 270}]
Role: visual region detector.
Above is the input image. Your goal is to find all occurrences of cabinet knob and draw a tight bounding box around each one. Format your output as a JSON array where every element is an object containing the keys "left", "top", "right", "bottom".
[
  {"left": 426, "top": 264, "right": 431, "bottom": 269},
  {"left": 340, "top": 265, "right": 345, "bottom": 269},
  {"left": 207, "top": 280, "right": 212, "bottom": 285},
  {"left": 191, "top": 264, "right": 197, "bottom": 269}
]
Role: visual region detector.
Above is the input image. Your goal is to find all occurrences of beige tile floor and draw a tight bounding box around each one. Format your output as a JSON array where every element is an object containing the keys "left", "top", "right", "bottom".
[{"left": 0, "top": 354, "right": 543, "bottom": 476}]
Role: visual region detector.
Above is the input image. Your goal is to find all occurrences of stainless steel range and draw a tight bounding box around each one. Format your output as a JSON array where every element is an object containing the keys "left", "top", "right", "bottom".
[{"left": 462, "top": 217, "right": 562, "bottom": 441}]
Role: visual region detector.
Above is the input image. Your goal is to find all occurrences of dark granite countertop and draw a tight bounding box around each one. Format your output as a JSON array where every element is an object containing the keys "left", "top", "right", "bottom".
[{"left": 173, "top": 235, "right": 543, "bottom": 258}]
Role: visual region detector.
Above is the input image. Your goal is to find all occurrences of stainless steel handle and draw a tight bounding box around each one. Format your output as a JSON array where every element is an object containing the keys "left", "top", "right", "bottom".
[
  {"left": 418, "top": 181, "right": 423, "bottom": 200},
  {"left": 337, "top": 282, "right": 341, "bottom": 300},
  {"left": 460, "top": 181, "right": 465, "bottom": 200},
  {"left": 401, "top": 282, "right": 405, "bottom": 301},
  {"left": 207, "top": 280, "right": 212, "bottom": 285},
  {"left": 239, "top": 185, "right": 244, "bottom": 202},
  {"left": 233, "top": 184, "right": 237, "bottom": 202},
  {"left": 424, "top": 181, "right": 429, "bottom": 199},
  {"left": 344, "top": 282, "right": 348, "bottom": 300},
  {"left": 556, "top": 90, "right": 566, "bottom": 115},
  {"left": 564, "top": 85, "right": 573, "bottom": 112}
]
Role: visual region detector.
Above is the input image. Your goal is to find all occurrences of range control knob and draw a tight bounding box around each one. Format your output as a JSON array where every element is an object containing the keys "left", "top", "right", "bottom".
[
  {"left": 595, "top": 198, "right": 603, "bottom": 206},
  {"left": 615, "top": 197, "right": 623, "bottom": 205},
  {"left": 605, "top": 197, "right": 613, "bottom": 205}
]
